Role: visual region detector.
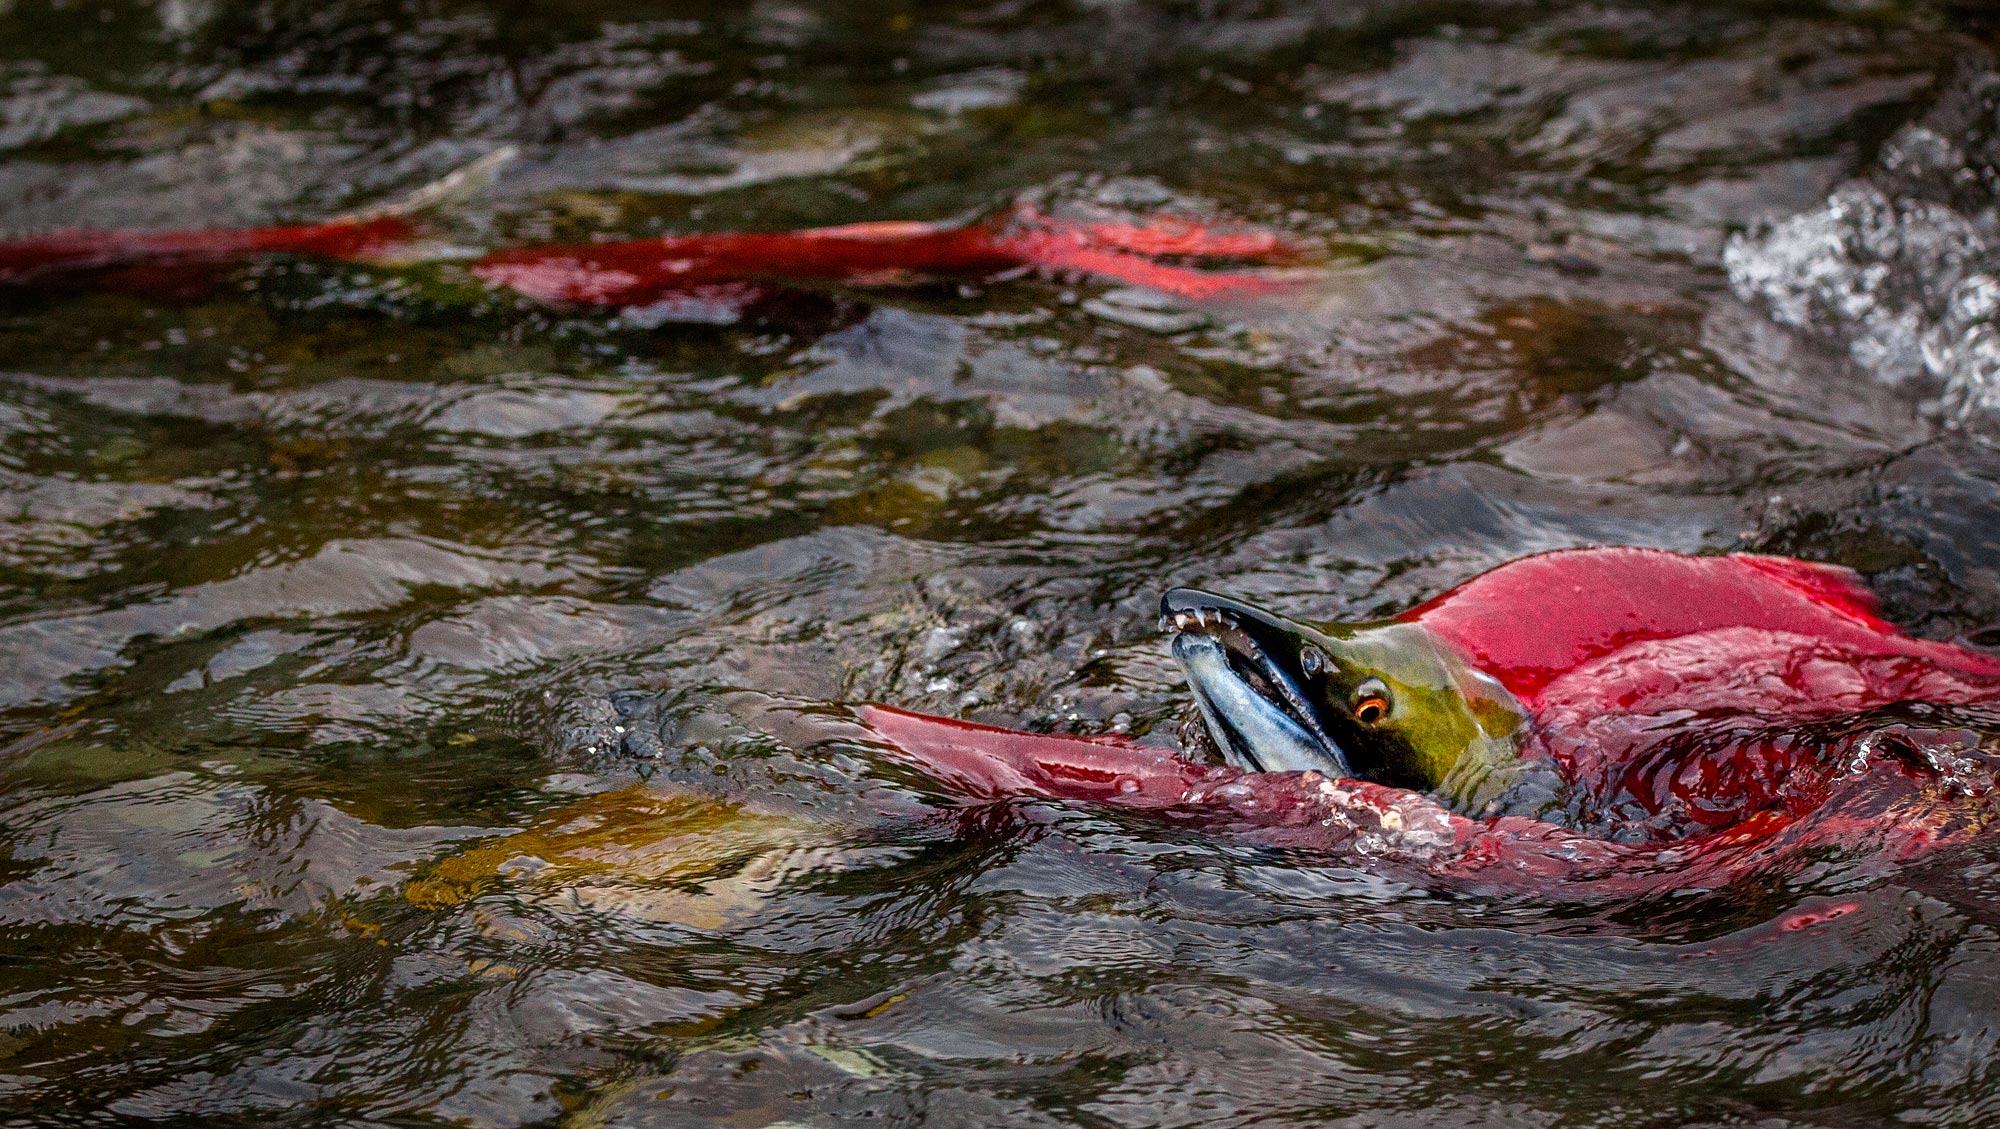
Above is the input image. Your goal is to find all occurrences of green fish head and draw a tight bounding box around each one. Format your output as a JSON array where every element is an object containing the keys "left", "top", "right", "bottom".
[{"left": 1161, "top": 586, "right": 1531, "bottom": 814}]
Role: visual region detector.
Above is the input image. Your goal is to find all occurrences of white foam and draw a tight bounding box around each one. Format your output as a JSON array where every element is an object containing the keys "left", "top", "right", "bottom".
[{"left": 1725, "top": 84, "right": 2000, "bottom": 423}]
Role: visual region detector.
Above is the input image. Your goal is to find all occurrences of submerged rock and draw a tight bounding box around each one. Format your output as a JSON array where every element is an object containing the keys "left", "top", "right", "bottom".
[{"left": 405, "top": 783, "right": 848, "bottom": 929}]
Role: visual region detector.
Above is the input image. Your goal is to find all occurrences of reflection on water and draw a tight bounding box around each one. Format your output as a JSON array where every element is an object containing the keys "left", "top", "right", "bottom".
[{"left": 6, "top": 1, "right": 2000, "bottom": 1124}]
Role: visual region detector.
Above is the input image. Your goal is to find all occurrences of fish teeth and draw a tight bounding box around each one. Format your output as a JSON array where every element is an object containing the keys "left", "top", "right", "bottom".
[{"left": 1163, "top": 607, "right": 1231, "bottom": 635}]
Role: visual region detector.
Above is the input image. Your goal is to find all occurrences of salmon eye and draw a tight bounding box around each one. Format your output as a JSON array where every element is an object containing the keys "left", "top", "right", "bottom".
[{"left": 1353, "top": 679, "right": 1390, "bottom": 725}]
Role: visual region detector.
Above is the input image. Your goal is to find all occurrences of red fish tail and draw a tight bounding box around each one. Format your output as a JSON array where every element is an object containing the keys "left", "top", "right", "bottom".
[{"left": 996, "top": 229, "right": 1291, "bottom": 300}]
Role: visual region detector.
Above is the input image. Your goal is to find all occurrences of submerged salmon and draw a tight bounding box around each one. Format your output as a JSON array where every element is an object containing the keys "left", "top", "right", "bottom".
[{"left": 0, "top": 205, "right": 1300, "bottom": 307}]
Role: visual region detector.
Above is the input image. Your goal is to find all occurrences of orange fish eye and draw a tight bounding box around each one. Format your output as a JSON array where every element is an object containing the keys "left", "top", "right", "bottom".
[{"left": 1352, "top": 679, "right": 1390, "bottom": 724}]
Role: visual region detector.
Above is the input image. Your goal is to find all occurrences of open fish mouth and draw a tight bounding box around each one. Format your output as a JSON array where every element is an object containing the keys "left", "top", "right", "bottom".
[{"left": 1159, "top": 590, "right": 1353, "bottom": 778}]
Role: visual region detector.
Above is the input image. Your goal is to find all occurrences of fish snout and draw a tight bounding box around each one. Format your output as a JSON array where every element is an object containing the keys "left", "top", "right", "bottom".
[{"left": 1159, "top": 586, "right": 1352, "bottom": 778}]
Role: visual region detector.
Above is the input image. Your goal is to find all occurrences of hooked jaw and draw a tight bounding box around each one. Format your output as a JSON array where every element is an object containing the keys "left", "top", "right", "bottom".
[
  {"left": 1159, "top": 584, "right": 1538, "bottom": 815},
  {"left": 1160, "top": 589, "right": 1353, "bottom": 778}
]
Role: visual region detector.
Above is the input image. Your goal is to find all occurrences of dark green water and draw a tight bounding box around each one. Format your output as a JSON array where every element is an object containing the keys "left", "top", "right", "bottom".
[{"left": 6, "top": 2, "right": 2000, "bottom": 1125}]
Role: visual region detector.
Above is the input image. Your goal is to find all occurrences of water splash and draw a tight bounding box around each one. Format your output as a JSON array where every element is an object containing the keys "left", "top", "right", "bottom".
[{"left": 1727, "top": 63, "right": 2000, "bottom": 423}]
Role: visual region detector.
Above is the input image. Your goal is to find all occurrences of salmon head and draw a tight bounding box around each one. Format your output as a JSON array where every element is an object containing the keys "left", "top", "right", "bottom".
[{"left": 1161, "top": 587, "right": 1532, "bottom": 815}]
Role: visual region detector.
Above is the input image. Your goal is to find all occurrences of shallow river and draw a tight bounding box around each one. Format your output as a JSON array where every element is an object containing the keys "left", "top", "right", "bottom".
[{"left": 6, "top": 2, "right": 2000, "bottom": 1125}]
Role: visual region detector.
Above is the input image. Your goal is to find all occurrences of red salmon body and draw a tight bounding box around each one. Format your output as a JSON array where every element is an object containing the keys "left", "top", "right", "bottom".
[
  {"left": 0, "top": 216, "right": 416, "bottom": 286},
  {"left": 1401, "top": 548, "right": 2000, "bottom": 709},
  {"left": 468, "top": 211, "right": 1297, "bottom": 307},
  {"left": 1, "top": 207, "right": 1299, "bottom": 307},
  {"left": 860, "top": 549, "right": 2000, "bottom": 895},
  {"left": 1405, "top": 550, "right": 2000, "bottom": 842}
]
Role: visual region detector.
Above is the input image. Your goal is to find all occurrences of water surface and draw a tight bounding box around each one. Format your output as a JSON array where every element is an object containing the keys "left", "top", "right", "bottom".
[{"left": 5, "top": 2, "right": 2000, "bottom": 1125}]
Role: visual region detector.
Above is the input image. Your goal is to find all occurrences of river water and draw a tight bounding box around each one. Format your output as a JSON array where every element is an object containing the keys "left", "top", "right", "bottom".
[{"left": 5, "top": 2, "right": 2000, "bottom": 1125}]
